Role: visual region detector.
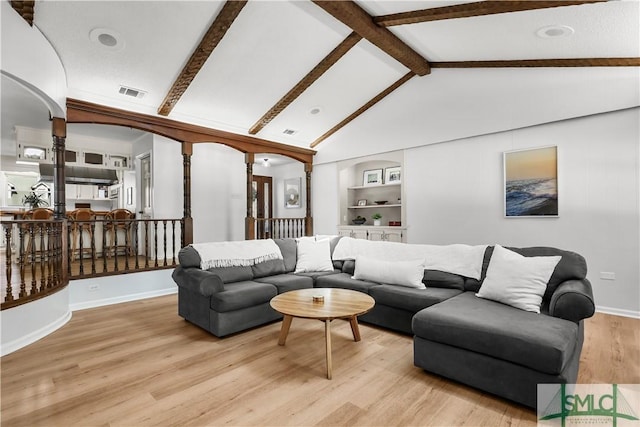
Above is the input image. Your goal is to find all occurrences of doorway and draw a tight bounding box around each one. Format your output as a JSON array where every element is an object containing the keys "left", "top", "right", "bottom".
[{"left": 252, "top": 175, "right": 273, "bottom": 238}]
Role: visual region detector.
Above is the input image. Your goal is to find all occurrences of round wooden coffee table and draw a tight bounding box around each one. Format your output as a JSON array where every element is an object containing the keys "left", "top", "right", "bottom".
[{"left": 270, "top": 288, "right": 375, "bottom": 379}]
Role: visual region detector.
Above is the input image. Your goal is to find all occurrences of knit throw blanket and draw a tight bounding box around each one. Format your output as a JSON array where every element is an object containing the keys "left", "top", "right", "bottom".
[
  {"left": 190, "top": 239, "right": 283, "bottom": 270},
  {"left": 332, "top": 237, "right": 487, "bottom": 280}
]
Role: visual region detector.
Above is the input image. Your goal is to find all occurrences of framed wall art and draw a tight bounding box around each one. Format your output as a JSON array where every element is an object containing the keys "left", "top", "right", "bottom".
[
  {"left": 284, "top": 177, "right": 301, "bottom": 209},
  {"left": 504, "top": 146, "right": 558, "bottom": 217},
  {"left": 385, "top": 166, "right": 401, "bottom": 184},
  {"left": 363, "top": 169, "right": 383, "bottom": 186}
]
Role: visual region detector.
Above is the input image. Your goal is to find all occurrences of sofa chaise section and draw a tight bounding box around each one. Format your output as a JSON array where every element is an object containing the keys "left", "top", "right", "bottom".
[{"left": 412, "top": 246, "right": 595, "bottom": 408}]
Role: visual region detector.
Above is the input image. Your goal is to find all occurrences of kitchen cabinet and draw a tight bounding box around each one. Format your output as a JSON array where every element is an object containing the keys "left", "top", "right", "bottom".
[
  {"left": 66, "top": 184, "right": 109, "bottom": 201},
  {"left": 338, "top": 226, "right": 406, "bottom": 243}
]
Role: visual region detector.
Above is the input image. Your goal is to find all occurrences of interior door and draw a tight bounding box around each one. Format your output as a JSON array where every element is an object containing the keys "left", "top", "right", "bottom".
[{"left": 252, "top": 175, "right": 273, "bottom": 239}]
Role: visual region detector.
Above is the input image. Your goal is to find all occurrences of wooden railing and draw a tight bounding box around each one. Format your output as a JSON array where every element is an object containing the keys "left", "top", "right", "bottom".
[
  {"left": 1, "top": 217, "right": 183, "bottom": 309},
  {"left": 255, "top": 217, "right": 306, "bottom": 239},
  {"left": 65, "top": 217, "right": 184, "bottom": 278},
  {"left": 1, "top": 219, "right": 65, "bottom": 310}
]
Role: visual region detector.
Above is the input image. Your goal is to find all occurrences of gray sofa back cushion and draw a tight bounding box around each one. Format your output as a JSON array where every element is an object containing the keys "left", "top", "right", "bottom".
[
  {"left": 342, "top": 259, "right": 356, "bottom": 275},
  {"left": 423, "top": 270, "right": 465, "bottom": 290},
  {"left": 464, "top": 246, "right": 588, "bottom": 302},
  {"left": 274, "top": 239, "right": 297, "bottom": 272},
  {"left": 178, "top": 246, "right": 202, "bottom": 268},
  {"left": 207, "top": 265, "right": 253, "bottom": 283},
  {"left": 252, "top": 258, "right": 286, "bottom": 278}
]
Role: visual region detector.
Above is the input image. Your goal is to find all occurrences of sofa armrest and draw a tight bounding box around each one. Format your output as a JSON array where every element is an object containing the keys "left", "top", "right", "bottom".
[
  {"left": 172, "top": 266, "right": 225, "bottom": 297},
  {"left": 548, "top": 278, "right": 595, "bottom": 323}
]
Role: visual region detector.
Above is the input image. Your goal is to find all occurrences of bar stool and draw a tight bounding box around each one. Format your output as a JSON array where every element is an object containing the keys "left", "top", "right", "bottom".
[
  {"left": 22, "top": 208, "right": 54, "bottom": 261},
  {"left": 104, "top": 209, "right": 135, "bottom": 258},
  {"left": 68, "top": 208, "right": 96, "bottom": 260}
]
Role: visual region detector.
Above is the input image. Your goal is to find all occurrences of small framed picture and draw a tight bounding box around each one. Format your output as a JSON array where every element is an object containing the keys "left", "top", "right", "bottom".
[
  {"left": 385, "top": 166, "right": 401, "bottom": 184},
  {"left": 357, "top": 199, "right": 367, "bottom": 206},
  {"left": 363, "top": 169, "right": 383, "bottom": 186},
  {"left": 284, "top": 178, "right": 301, "bottom": 209}
]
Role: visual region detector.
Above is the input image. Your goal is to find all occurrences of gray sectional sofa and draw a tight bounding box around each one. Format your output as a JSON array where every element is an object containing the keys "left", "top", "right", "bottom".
[{"left": 171, "top": 237, "right": 595, "bottom": 409}]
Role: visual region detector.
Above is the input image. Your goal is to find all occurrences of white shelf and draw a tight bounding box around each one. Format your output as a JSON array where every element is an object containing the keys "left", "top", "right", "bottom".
[
  {"left": 348, "top": 204, "right": 401, "bottom": 209},
  {"left": 347, "top": 182, "right": 401, "bottom": 190}
]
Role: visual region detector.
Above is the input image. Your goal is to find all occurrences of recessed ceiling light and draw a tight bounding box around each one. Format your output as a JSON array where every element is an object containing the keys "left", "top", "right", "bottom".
[
  {"left": 536, "top": 25, "right": 574, "bottom": 39},
  {"left": 89, "top": 28, "right": 125, "bottom": 50},
  {"left": 309, "top": 107, "right": 322, "bottom": 116}
]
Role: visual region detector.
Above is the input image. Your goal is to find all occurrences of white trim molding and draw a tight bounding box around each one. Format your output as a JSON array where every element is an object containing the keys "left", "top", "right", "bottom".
[{"left": 596, "top": 305, "right": 640, "bottom": 319}]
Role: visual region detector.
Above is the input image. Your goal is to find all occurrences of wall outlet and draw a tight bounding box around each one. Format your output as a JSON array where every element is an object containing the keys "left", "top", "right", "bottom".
[
  {"left": 599, "top": 272, "right": 616, "bottom": 280},
  {"left": 88, "top": 284, "right": 100, "bottom": 291}
]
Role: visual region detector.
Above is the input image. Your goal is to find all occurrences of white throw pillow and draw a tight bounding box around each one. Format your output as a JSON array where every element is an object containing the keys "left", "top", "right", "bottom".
[
  {"left": 353, "top": 255, "right": 426, "bottom": 289},
  {"left": 477, "top": 245, "right": 561, "bottom": 313},
  {"left": 294, "top": 238, "right": 335, "bottom": 273}
]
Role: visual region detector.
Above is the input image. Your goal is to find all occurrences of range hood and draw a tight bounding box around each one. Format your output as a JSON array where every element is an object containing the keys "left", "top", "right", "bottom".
[{"left": 39, "top": 164, "right": 118, "bottom": 185}]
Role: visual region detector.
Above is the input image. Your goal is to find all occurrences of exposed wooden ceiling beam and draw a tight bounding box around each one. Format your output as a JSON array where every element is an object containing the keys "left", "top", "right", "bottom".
[
  {"left": 310, "top": 72, "right": 415, "bottom": 148},
  {"left": 374, "top": 1, "right": 606, "bottom": 27},
  {"left": 68, "top": 98, "right": 315, "bottom": 165},
  {"left": 431, "top": 58, "right": 640, "bottom": 68},
  {"left": 249, "top": 32, "right": 362, "bottom": 135},
  {"left": 312, "top": 1, "right": 430, "bottom": 76},
  {"left": 157, "top": 1, "right": 247, "bottom": 116},
  {"left": 10, "top": 1, "right": 35, "bottom": 26}
]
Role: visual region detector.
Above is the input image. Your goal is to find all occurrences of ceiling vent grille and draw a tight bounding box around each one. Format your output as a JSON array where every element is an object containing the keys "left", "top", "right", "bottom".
[
  {"left": 282, "top": 128, "right": 298, "bottom": 136},
  {"left": 118, "top": 85, "right": 146, "bottom": 99}
]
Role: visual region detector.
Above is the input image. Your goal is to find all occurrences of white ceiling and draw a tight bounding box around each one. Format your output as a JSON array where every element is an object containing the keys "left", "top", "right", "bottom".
[{"left": 2, "top": 0, "right": 639, "bottom": 164}]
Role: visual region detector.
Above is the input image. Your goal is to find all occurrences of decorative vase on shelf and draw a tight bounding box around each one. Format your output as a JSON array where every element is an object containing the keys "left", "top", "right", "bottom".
[
  {"left": 372, "top": 213, "right": 382, "bottom": 226},
  {"left": 374, "top": 219, "right": 381, "bottom": 226}
]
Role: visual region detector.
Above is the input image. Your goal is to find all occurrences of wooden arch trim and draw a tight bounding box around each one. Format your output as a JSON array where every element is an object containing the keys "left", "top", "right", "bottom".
[{"left": 66, "top": 98, "right": 315, "bottom": 164}]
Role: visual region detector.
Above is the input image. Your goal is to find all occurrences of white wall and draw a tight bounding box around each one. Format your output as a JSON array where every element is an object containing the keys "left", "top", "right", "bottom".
[
  {"left": 69, "top": 269, "right": 177, "bottom": 311},
  {"left": 271, "top": 162, "right": 306, "bottom": 219},
  {"left": 312, "top": 162, "right": 339, "bottom": 235},
  {"left": 0, "top": 287, "right": 71, "bottom": 356},
  {"left": 191, "top": 143, "right": 246, "bottom": 242},
  {"left": 1, "top": 0, "right": 67, "bottom": 117},
  {"left": 313, "top": 108, "right": 639, "bottom": 316},
  {"left": 152, "top": 135, "right": 183, "bottom": 219}
]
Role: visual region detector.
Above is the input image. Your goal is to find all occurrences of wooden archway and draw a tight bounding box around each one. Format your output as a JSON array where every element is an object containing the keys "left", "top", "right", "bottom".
[{"left": 66, "top": 99, "right": 316, "bottom": 242}]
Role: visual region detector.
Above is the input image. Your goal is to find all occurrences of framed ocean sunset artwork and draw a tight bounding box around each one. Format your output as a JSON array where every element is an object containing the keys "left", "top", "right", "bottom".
[{"left": 504, "top": 146, "right": 558, "bottom": 217}]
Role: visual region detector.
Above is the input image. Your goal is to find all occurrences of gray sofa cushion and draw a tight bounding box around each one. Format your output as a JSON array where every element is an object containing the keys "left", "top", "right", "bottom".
[
  {"left": 508, "top": 247, "right": 587, "bottom": 301},
  {"left": 207, "top": 265, "right": 253, "bottom": 283},
  {"left": 315, "top": 272, "right": 381, "bottom": 293},
  {"left": 294, "top": 271, "right": 339, "bottom": 280},
  {"left": 274, "top": 238, "right": 297, "bottom": 273},
  {"left": 210, "top": 281, "right": 277, "bottom": 312},
  {"left": 178, "top": 245, "right": 201, "bottom": 268},
  {"left": 252, "top": 259, "right": 286, "bottom": 278},
  {"left": 255, "top": 273, "right": 314, "bottom": 293},
  {"left": 172, "top": 267, "right": 224, "bottom": 296},
  {"left": 423, "top": 270, "right": 465, "bottom": 290},
  {"left": 369, "top": 285, "right": 462, "bottom": 313},
  {"left": 342, "top": 260, "right": 355, "bottom": 275},
  {"left": 413, "top": 292, "right": 578, "bottom": 375}
]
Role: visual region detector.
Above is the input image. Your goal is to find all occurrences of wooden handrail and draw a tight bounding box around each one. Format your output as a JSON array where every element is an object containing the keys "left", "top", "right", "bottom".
[
  {"left": 1, "top": 219, "right": 66, "bottom": 310},
  {"left": 1, "top": 217, "right": 183, "bottom": 310}
]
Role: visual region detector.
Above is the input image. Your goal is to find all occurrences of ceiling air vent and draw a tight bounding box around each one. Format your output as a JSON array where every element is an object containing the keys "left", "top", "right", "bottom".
[
  {"left": 118, "top": 85, "right": 146, "bottom": 99},
  {"left": 282, "top": 128, "right": 298, "bottom": 136}
]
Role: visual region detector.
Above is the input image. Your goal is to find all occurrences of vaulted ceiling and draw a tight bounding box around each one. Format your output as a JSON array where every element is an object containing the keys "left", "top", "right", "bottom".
[{"left": 4, "top": 0, "right": 640, "bottom": 164}]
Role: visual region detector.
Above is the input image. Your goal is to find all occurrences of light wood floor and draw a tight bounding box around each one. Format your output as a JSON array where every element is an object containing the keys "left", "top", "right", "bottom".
[{"left": 1, "top": 295, "right": 638, "bottom": 427}]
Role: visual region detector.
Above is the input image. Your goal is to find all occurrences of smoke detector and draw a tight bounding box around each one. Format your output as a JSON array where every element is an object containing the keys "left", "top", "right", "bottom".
[{"left": 282, "top": 128, "right": 298, "bottom": 136}]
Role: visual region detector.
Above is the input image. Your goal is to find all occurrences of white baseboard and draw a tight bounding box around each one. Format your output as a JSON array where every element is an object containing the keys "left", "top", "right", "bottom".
[
  {"left": 1, "top": 309, "right": 72, "bottom": 357},
  {"left": 596, "top": 305, "right": 640, "bottom": 319},
  {"left": 70, "top": 287, "right": 178, "bottom": 312}
]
